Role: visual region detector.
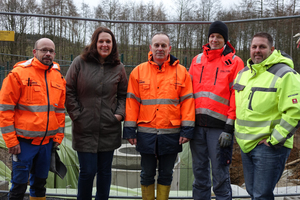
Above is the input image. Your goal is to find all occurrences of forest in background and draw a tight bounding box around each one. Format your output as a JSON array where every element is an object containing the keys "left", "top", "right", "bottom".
[{"left": 0, "top": 0, "right": 300, "bottom": 75}]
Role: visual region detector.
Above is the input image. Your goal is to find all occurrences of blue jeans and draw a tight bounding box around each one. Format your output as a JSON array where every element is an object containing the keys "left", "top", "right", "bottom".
[
  {"left": 140, "top": 153, "right": 177, "bottom": 186},
  {"left": 9, "top": 140, "right": 53, "bottom": 199},
  {"left": 190, "top": 126, "right": 232, "bottom": 200},
  {"left": 77, "top": 151, "right": 114, "bottom": 200},
  {"left": 241, "top": 144, "right": 291, "bottom": 200}
]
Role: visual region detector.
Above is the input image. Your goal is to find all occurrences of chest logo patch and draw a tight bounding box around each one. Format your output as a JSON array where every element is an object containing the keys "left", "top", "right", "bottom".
[{"left": 292, "top": 98, "right": 298, "bottom": 104}]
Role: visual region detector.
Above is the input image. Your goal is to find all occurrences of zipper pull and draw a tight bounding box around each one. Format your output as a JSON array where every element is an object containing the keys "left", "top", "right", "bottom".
[{"left": 248, "top": 92, "right": 252, "bottom": 100}]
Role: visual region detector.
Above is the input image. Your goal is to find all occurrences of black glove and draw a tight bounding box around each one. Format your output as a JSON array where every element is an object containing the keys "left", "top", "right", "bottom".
[{"left": 218, "top": 132, "right": 232, "bottom": 147}]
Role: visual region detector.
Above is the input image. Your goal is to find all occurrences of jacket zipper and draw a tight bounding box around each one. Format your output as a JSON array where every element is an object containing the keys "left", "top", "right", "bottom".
[
  {"left": 214, "top": 68, "right": 219, "bottom": 85},
  {"left": 40, "top": 70, "right": 50, "bottom": 145},
  {"left": 199, "top": 66, "right": 204, "bottom": 83}
]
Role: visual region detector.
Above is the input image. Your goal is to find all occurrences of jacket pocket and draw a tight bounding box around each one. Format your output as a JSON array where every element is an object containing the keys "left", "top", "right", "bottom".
[
  {"left": 249, "top": 87, "right": 277, "bottom": 112},
  {"left": 139, "top": 79, "right": 151, "bottom": 99},
  {"left": 169, "top": 78, "right": 185, "bottom": 98},
  {"left": 170, "top": 119, "right": 181, "bottom": 127},
  {"left": 50, "top": 81, "right": 64, "bottom": 105},
  {"left": 22, "top": 79, "right": 42, "bottom": 104}
]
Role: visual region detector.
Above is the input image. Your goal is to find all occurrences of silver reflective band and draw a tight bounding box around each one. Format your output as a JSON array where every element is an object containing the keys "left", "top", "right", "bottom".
[
  {"left": 196, "top": 53, "right": 203, "bottom": 63},
  {"left": 1, "top": 125, "right": 15, "bottom": 134},
  {"left": 194, "top": 91, "right": 229, "bottom": 106},
  {"left": 142, "top": 99, "right": 179, "bottom": 106},
  {"left": 137, "top": 126, "right": 180, "bottom": 134},
  {"left": 58, "top": 127, "right": 65, "bottom": 133},
  {"left": 236, "top": 118, "right": 281, "bottom": 128},
  {"left": 55, "top": 107, "right": 65, "bottom": 113},
  {"left": 280, "top": 118, "right": 296, "bottom": 133},
  {"left": 0, "top": 104, "right": 15, "bottom": 111},
  {"left": 17, "top": 104, "right": 55, "bottom": 112},
  {"left": 124, "top": 121, "right": 137, "bottom": 127},
  {"left": 235, "top": 131, "right": 270, "bottom": 140},
  {"left": 196, "top": 108, "right": 227, "bottom": 122},
  {"left": 126, "top": 92, "right": 141, "bottom": 103},
  {"left": 226, "top": 118, "right": 234, "bottom": 126},
  {"left": 180, "top": 93, "right": 193, "bottom": 102},
  {"left": 16, "top": 128, "right": 59, "bottom": 137},
  {"left": 182, "top": 120, "right": 195, "bottom": 127}
]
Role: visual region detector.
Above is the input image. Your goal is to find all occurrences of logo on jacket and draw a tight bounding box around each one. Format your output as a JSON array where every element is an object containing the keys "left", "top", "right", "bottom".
[
  {"left": 292, "top": 98, "right": 298, "bottom": 104},
  {"left": 220, "top": 70, "right": 230, "bottom": 73}
]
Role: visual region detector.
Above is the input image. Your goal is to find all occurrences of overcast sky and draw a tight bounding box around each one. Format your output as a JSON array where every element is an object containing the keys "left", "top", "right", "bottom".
[{"left": 72, "top": 0, "right": 241, "bottom": 16}]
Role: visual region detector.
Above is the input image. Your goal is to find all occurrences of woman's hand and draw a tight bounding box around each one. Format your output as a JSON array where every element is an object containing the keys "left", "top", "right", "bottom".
[{"left": 114, "top": 114, "right": 123, "bottom": 121}]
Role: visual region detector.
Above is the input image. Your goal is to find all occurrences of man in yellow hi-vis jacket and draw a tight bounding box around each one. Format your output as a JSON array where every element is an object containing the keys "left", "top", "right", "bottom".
[{"left": 233, "top": 32, "right": 300, "bottom": 199}]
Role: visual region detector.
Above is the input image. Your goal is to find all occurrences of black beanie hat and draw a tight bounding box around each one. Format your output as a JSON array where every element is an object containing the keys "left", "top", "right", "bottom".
[{"left": 208, "top": 21, "right": 228, "bottom": 44}]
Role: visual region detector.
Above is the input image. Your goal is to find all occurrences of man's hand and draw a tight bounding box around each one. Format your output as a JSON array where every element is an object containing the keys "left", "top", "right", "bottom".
[
  {"left": 258, "top": 139, "right": 270, "bottom": 146},
  {"left": 218, "top": 132, "right": 232, "bottom": 147},
  {"left": 53, "top": 142, "right": 59, "bottom": 148},
  {"left": 179, "top": 137, "right": 190, "bottom": 145},
  {"left": 8, "top": 144, "right": 21, "bottom": 155},
  {"left": 127, "top": 138, "right": 137, "bottom": 145}
]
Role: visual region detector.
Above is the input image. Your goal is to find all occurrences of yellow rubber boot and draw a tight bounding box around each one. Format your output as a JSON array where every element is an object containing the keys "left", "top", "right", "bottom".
[
  {"left": 29, "top": 196, "right": 46, "bottom": 200},
  {"left": 157, "top": 184, "right": 171, "bottom": 200},
  {"left": 141, "top": 184, "right": 155, "bottom": 200}
]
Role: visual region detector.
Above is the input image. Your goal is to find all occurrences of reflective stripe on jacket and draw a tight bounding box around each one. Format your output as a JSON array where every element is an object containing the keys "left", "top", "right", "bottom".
[
  {"left": 0, "top": 57, "right": 66, "bottom": 148},
  {"left": 123, "top": 52, "right": 195, "bottom": 155},
  {"left": 189, "top": 42, "right": 244, "bottom": 133},
  {"left": 233, "top": 50, "right": 300, "bottom": 153}
]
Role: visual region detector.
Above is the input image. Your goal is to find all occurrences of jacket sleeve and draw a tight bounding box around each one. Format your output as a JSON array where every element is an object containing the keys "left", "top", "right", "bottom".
[
  {"left": 0, "top": 71, "right": 21, "bottom": 148},
  {"left": 267, "top": 72, "right": 300, "bottom": 148},
  {"left": 114, "top": 64, "right": 128, "bottom": 120},
  {"left": 123, "top": 67, "right": 140, "bottom": 139},
  {"left": 225, "top": 56, "right": 245, "bottom": 134},
  {"left": 65, "top": 58, "right": 81, "bottom": 121},
  {"left": 54, "top": 74, "right": 66, "bottom": 144},
  {"left": 179, "top": 68, "right": 195, "bottom": 139}
]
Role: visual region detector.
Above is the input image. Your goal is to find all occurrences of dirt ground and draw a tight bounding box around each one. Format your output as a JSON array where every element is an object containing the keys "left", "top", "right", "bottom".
[{"left": 230, "top": 128, "right": 300, "bottom": 186}]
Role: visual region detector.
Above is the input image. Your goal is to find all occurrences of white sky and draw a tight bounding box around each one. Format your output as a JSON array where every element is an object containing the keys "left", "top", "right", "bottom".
[{"left": 73, "top": 0, "right": 241, "bottom": 14}]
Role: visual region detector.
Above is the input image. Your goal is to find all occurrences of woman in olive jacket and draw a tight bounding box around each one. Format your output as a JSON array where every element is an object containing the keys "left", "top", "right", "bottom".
[{"left": 65, "top": 27, "right": 128, "bottom": 200}]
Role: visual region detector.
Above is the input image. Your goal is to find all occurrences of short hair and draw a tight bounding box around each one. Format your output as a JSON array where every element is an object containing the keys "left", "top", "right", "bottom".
[
  {"left": 151, "top": 32, "right": 171, "bottom": 46},
  {"left": 34, "top": 38, "right": 55, "bottom": 49},
  {"left": 252, "top": 32, "right": 273, "bottom": 47},
  {"left": 81, "top": 27, "right": 120, "bottom": 65}
]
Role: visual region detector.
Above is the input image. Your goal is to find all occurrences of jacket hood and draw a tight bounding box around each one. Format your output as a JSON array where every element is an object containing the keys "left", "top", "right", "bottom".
[
  {"left": 203, "top": 41, "right": 236, "bottom": 56},
  {"left": 247, "top": 50, "right": 294, "bottom": 72},
  {"left": 14, "top": 57, "right": 61, "bottom": 71},
  {"left": 148, "top": 51, "right": 179, "bottom": 66}
]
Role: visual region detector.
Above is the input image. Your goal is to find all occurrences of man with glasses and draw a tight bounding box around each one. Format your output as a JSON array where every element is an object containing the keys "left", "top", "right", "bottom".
[{"left": 0, "top": 38, "right": 66, "bottom": 200}]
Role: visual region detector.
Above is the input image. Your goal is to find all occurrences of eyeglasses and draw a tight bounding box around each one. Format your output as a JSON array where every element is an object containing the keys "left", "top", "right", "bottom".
[{"left": 35, "top": 49, "right": 55, "bottom": 54}]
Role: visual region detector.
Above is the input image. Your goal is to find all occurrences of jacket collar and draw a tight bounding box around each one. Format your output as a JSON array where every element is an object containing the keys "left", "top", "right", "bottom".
[
  {"left": 202, "top": 42, "right": 235, "bottom": 62},
  {"left": 247, "top": 49, "right": 294, "bottom": 74},
  {"left": 147, "top": 51, "right": 179, "bottom": 67},
  {"left": 14, "top": 57, "right": 60, "bottom": 71}
]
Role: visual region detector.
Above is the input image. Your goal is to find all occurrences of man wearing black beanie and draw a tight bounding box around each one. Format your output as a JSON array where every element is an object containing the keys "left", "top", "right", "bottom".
[{"left": 189, "top": 21, "right": 244, "bottom": 200}]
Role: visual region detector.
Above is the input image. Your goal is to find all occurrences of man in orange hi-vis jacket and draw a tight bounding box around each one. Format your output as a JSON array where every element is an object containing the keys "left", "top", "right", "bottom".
[
  {"left": 123, "top": 32, "right": 195, "bottom": 200},
  {"left": 0, "top": 38, "right": 66, "bottom": 200}
]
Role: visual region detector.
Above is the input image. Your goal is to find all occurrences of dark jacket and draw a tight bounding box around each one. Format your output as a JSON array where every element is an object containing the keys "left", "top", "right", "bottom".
[{"left": 65, "top": 56, "right": 128, "bottom": 153}]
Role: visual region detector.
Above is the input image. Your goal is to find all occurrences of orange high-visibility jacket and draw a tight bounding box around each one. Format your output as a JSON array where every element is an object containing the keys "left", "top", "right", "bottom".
[
  {"left": 189, "top": 42, "right": 244, "bottom": 133},
  {"left": 0, "top": 57, "right": 66, "bottom": 148},
  {"left": 123, "top": 52, "right": 195, "bottom": 155}
]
